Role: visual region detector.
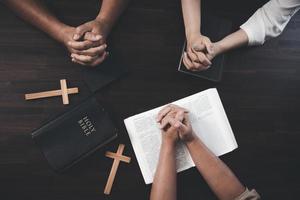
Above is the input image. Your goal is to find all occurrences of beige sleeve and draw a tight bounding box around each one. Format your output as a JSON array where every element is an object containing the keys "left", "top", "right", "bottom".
[{"left": 234, "top": 188, "right": 261, "bottom": 200}]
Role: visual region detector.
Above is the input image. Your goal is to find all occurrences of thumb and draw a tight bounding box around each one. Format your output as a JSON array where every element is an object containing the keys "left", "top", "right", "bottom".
[
  {"left": 206, "top": 52, "right": 215, "bottom": 61},
  {"left": 203, "top": 39, "right": 213, "bottom": 54},
  {"left": 174, "top": 121, "right": 187, "bottom": 131},
  {"left": 176, "top": 122, "right": 190, "bottom": 137},
  {"left": 192, "top": 43, "right": 205, "bottom": 52},
  {"left": 73, "top": 24, "right": 89, "bottom": 40},
  {"left": 175, "top": 110, "right": 185, "bottom": 122}
]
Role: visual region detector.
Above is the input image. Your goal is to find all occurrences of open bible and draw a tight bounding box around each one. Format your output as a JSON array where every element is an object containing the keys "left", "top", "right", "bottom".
[{"left": 124, "top": 88, "right": 238, "bottom": 184}]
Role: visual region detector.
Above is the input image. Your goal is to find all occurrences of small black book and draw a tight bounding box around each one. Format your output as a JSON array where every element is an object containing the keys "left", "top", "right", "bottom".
[
  {"left": 83, "top": 53, "right": 127, "bottom": 92},
  {"left": 32, "top": 97, "right": 118, "bottom": 172},
  {"left": 178, "top": 13, "right": 232, "bottom": 82}
]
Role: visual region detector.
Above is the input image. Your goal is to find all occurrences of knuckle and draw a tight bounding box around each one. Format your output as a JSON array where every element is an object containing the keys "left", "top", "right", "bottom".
[
  {"left": 73, "top": 54, "right": 79, "bottom": 59},
  {"left": 76, "top": 27, "right": 82, "bottom": 32},
  {"left": 85, "top": 32, "right": 91, "bottom": 37}
]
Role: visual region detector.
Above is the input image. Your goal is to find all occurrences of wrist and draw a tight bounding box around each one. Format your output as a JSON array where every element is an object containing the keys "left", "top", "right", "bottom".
[
  {"left": 213, "top": 41, "right": 226, "bottom": 55},
  {"left": 161, "top": 140, "right": 176, "bottom": 154},
  {"left": 57, "top": 24, "right": 72, "bottom": 44},
  {"left": 186, "top": 31, "right": 200, "bottom": 43},
  {"left": 183, "top": 131, "right": 197, "bottom": 144},
  {"left": 162, "top": 138, "right": 177, "bottom": 147},
  {"left": 95, "top": 17, "right": 112, "bottom": 38}
]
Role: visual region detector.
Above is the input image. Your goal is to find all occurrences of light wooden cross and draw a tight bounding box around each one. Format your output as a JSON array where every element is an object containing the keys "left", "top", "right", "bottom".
[
  {"left": 25, "top": 79, "right": 79, "bottom": 105},
  {"left": 104, "top": 144, "right": 131, "bottom": 195}
]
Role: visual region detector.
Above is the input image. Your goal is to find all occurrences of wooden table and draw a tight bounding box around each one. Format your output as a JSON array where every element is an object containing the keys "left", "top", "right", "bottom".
[{"left": 0, "top": 0, "right": 299, "bottom": 199}]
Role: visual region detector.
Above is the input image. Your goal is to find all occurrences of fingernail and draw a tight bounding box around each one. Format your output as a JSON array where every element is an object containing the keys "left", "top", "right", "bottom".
[{"left": 71, "top": 54, "right": 74, "bottom": 58}]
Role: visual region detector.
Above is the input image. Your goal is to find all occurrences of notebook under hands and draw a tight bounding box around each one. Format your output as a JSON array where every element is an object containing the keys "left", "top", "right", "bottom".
[
  {"left": 178, "top": 14, "right": 232, "bottom": 82},
  {"left": 83, "top": 53, "right": 127, "bottom": 93}
]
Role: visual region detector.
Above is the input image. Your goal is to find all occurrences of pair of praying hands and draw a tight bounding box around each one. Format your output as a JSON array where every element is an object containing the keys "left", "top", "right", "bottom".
[
  {"left": 156, "top": 104, "right": 195, "bottom": 144},
  {"left": 183, "top": 34, "right": 221, "bottom": 71},
  {"left": 60, "top": 19, "right": 110, "bottom": 67}
]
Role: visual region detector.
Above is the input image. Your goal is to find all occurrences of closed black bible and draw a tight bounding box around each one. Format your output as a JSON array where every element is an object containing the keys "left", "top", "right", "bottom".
[{"left": 31, "top": 97, "right": 118, "bottom": 172}]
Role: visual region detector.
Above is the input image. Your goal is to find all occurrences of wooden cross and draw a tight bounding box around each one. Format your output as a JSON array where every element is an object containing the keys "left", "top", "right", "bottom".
[
  {"left": 104, "top": 144, "right": 131, "bottom": 195},
  {"left": 25, "top": 79, "right": 79, "bottom": 105}
]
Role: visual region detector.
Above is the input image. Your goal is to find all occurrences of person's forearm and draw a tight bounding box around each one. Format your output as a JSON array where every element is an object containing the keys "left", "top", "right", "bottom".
[
  {"left": 96, "top": 0, "right": 129, "bottom": 36},
  {"left": 181, "top": 0, "right": 201, "bottom": 40},
  {"left": 150, "top": 140, "right": 177, "bottom": 200},
  {"left": 3, "top": 0, "right": 68, "bottom": 43},
  {"left": 186, "top": 135, "right": 245, "bottom": 200},
  {"left": 215, "top": 29, "right": 248, "bottom": 55}
]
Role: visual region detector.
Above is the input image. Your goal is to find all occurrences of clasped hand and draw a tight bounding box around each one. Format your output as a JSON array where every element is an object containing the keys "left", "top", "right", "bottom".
[
  {"left": 183, "top": 34, "right": 221, "bottom": 71},
  {"left": 156, "top": 104, "right": 195, "bottom": 144},
  {"left": 61, "top": 19, "right": 109, "bottom": 67}
]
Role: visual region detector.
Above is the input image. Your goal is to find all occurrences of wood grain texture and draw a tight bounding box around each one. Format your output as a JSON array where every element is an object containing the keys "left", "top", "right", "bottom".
[
  {"left": 105, "top": 152, "right": 131, "bottom": 163},
  {"left": 60, "top": 79, "right": 69, "bottom": 105},
  {"left": 104, "top": 144, "right": 130, "bottom": 195},
  {"left": 25, "top": 87, "right": 78, "bottom": 100},
  {"left": 0, "top": 0, "right": 299, "bottom": 199}
]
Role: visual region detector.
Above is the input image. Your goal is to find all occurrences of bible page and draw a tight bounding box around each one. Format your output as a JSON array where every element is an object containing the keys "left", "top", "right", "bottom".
[{"left": 124, "top": 88, "right": 238, "bottom": 184}]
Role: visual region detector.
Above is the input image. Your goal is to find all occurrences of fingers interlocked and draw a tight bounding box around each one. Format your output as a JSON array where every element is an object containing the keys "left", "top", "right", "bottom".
[
  {"left": 67, "top": 21, "right": 108, "bottom": 67},
  {"left": 156, "top": 104, "right": 188, "bottom": 130},
  {"left": 183, "top": 35, "right": 214, "bottom": 71}
]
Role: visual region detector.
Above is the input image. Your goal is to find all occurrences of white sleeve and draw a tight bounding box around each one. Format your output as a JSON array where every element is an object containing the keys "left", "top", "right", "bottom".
[{"left": 240, "top": 0, "right": 300, "bottom": 46}]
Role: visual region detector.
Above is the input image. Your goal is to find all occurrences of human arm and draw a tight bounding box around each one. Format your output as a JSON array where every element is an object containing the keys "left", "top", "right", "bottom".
[
  {"left": 182, "top": 0, "right": 300, "bottom": 71},
  {"left": 158, "top": 105, "right": 246, "bottom": 200},
  {"left": 200, "top": 29, "right": 249, "bottom": 62},
  {"left": 2, "top": 0, "right": 102, "bottom": 64},
  {"left": 212, "top": 0, "right": 300, "bottom": 55},
  {"left": 70, "top": 0, "right": 130, "bottom": 66},
  {"left": 72, "top": 0, "right": 129, "bottom": 41},
  {"left": 150, "top": 125, "right": 178, "bottom": 200},
  {"left": 240, "top": 0, "right": 300, "bottom": 46},
  {"left": 181, "top": 0, "right": 201, "bottom": 41},
  {"left": 181, "top": 0, "right": 213, "bottom": 71},
  {"left": 185, "top": 135, "right": 245, "bottom": 200},
  {"left": 2, "top": 0, "right": 70, "bottom": 44}
]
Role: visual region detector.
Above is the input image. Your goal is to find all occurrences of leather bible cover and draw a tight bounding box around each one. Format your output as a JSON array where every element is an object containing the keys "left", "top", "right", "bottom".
[
  {"left": 83, "top": 53, "right": 127, "bottom": 92},
  {"left": 178, "top": 13, "right": 232, "bottom": 82},
  {"left": 31, "top": 97, "right": 118, "bottom": 172}
]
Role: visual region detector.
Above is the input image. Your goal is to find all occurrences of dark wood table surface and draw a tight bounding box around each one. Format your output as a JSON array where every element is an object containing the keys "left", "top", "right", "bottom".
[{"left": 0, "top": 0, "right": 299, "bottom": 199}]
